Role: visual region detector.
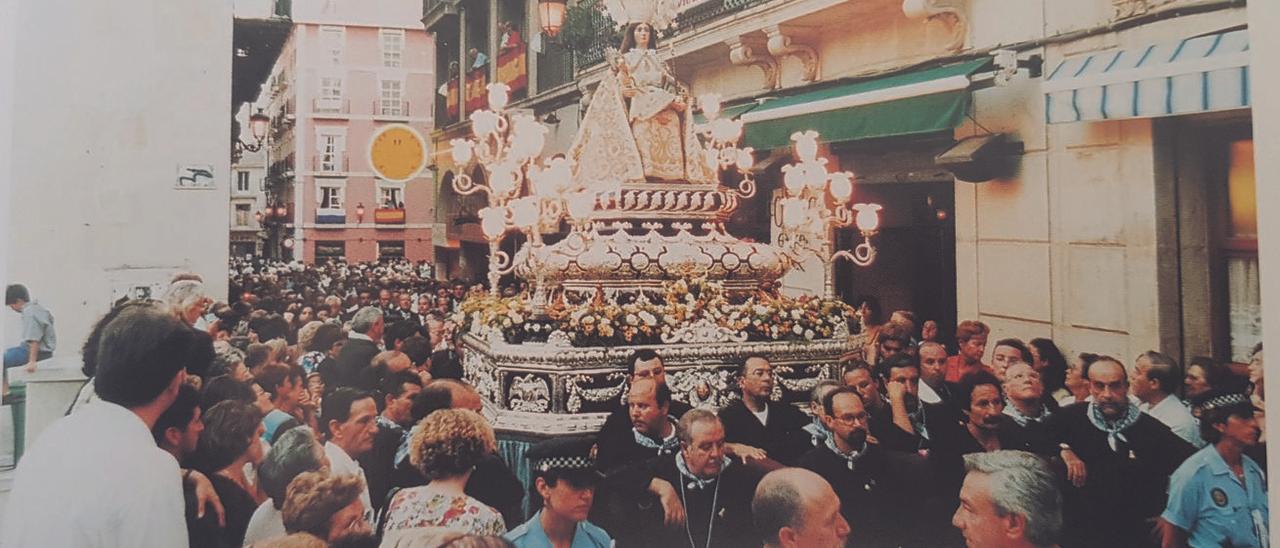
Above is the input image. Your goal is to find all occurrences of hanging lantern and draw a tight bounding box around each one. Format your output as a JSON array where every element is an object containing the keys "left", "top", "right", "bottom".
[
  {"left": 249, "top": 108, "right": 270, "bottom": 143},
  {"left": 538, "top": 0, "right": 567, "bottom": 37}
]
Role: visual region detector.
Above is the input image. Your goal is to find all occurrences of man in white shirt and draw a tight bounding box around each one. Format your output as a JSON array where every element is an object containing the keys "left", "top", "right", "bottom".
[
  {"left": 2, "top": 304, "right": 209, "bottom": 548},
  {"left": 1131, "top": 351, "right": 1205, "bottom": 447},
  {"left": 322, "top": 387, "right": 380, "bottom": 521}
]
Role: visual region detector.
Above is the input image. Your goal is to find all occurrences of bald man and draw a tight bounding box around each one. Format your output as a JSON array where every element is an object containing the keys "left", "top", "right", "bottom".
[{"left": 753, "top": 468, "right": 850, "bottom": 548}]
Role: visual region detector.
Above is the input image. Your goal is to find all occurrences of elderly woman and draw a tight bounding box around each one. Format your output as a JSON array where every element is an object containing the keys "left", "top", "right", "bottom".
[
  {"left": 282, "top": 471, "right": 372, "bottom": 544},
  {"left": 166, "top": 279, "right": 212, "bottom": 328},
  {"left": 195, "top": 400, "right": 268, "bottom": 546},
  {"left": 243, "top": 427, "right": 330, "bottom": 545},
  {"left": 383, "top": 409, "right": 505, "bottom": 535}
]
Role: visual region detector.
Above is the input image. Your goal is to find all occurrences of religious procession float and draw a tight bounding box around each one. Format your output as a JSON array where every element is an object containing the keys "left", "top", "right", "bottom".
[{"left": 448, "top": 0, "right": 885, "bottom": 437}]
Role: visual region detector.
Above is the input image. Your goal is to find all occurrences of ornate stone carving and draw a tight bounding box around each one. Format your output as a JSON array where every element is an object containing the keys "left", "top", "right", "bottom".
[
  {"left": 668, "top": 367, "right": 735, "bottom": 409},
  {"left": 461, "top": 331, "right": 866, "bottom": 435},
  {"left": 463, "top": 351, "right": 502, "bottom": 406},
  {"left": 508, "top": 374, "right": 551, "bottom": 413},
  {"left": 763, "top": 26, "right": 819, "bottom": 83},
  {"left": 726, "top": 36, "right": 779, "bottom": 90},
  {"left": 902, "top": 0, "right": 968, "bottom": 52},
  {"left": 566, "top": 372, "right": 628, "bottom": 413}
]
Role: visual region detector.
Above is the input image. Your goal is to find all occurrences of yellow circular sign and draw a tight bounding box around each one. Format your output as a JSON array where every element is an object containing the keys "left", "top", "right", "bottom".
[{"left": 369, "top": 124, "right": 428, "bottom": 182}]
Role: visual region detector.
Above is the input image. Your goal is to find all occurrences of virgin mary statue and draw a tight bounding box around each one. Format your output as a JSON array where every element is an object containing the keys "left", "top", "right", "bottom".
[{"left": 569, "top": 22, "right": 717, "bottom": 187}]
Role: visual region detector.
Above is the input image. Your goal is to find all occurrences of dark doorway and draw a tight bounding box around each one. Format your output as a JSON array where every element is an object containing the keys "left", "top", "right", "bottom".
[{"left": 833, "top": 134, "right": 958, "bottom": 338}]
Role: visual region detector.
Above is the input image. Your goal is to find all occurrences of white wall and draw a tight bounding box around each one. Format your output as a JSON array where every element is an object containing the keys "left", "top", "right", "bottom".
[
  {"left": 1246, "top": 0, "right": 1280, "bottom": 533},
  {"left": 5, "top": 0, "right": 233, "bottom": 352}
]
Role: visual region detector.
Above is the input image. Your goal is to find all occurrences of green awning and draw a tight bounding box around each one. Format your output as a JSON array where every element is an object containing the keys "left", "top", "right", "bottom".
[{"left": 740, "top": 59, "right": 991, "bottom": 150}]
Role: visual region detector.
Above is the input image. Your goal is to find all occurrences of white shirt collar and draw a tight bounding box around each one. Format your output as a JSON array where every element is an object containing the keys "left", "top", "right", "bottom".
[
  {"left": 919, "top": 381, "right": 942, "bottom": 404},
  {"left": 348, "top": 332, "right": 374, "bottom": 343}
]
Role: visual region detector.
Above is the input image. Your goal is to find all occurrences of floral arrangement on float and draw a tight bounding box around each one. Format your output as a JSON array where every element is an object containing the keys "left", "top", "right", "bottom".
[{"left": 457, "top": 277, "right": 856, "bottom": 347}]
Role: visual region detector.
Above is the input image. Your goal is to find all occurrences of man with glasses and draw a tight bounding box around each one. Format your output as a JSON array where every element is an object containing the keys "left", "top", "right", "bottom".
[
  {"left": 798, "top": 386, "right": 934, "bottom": 546},
  {"left": 719, "top": 355, "right": 809, "bottom": 465}
]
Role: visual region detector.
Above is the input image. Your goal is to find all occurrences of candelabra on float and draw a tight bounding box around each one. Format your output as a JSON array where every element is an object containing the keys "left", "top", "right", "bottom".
[{"left": 774, "top": 130, "right": 882, "bottom": 299}]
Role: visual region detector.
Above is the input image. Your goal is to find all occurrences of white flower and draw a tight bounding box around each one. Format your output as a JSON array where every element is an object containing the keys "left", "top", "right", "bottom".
[
  {"left": 792, "top": 325, "right": 803, "bottom": 335},
  {"left": 639, "top": 311, "right": 657, "bottom": 326},
  {"left": 508, "top": 311, "right": 524, "bottom": 323},
  {"left": 790, "top": 310, "right": 802, "bottom": 320},
  {"left": 752, "top": 319, "right": 762, "bottom": 326},
  {"left": 804, "top": 329, "right": 815, "bottom": 340},
  {"left": 753, "top": 305, "right": 769, "bottom": 315},
  {"left": 625, "top": 313, "right": 639, "bottom": 326}
]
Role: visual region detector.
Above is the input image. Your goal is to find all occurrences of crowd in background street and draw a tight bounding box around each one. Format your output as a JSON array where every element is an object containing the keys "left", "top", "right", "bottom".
[{"left": 0, "top": 261, "right": 1269, "bottom": 548}]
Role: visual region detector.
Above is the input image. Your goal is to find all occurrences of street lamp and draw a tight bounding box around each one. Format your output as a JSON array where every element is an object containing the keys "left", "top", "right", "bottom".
[
  {"left": 238, "top": 109, "right": 271, "bottom": 152},
  {"left": 538, "top": 0, "right": 567, "bottom": 37},
  {"left": 355, "top": 202, "right": 366, "bottom": 223}
]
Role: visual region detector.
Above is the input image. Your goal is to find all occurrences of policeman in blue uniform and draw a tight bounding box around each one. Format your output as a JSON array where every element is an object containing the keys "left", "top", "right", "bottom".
[
  {"left": 1161, "top": 391, "right": 1269, "bottom": 548},
  {"left": 505, "top": 437, "right": 613, "bottom": 548}
]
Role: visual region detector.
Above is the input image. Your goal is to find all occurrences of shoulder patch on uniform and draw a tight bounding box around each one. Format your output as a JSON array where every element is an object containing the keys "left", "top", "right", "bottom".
[{"left": 1211, "top": 487, "right": 1229, "bottom": 507}]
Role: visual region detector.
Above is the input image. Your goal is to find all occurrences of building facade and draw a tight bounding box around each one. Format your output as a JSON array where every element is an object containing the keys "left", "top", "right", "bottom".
[
  {"left": 261, "top": 0, "right": 436, "bottom": 264},
  {"left": 424, "top": 0, "right": 1256, "bottom": 368},
  {"left": 231, "top": 103, "right": 269, "bottom": 258},
  {"left": 4, "top": 0, "right": 234, "bottom": 349}
]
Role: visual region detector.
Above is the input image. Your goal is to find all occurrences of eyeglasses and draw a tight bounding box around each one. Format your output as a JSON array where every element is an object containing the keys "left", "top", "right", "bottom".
[{"left": 832, "top": 413, "right": 868, "bottom": 426}]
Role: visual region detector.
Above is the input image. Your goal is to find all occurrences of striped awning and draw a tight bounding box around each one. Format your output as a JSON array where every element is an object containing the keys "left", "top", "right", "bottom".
[{"left": 1044, "top": 28, "right": 1249, "bottom": 124}]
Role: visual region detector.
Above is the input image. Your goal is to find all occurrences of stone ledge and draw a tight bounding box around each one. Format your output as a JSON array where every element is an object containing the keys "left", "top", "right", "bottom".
[{"left": 7, "top": 354, "right": 87, "bottom": 385}]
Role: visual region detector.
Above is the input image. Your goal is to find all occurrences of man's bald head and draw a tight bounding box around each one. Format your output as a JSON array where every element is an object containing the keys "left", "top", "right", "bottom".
[
  {"left": 753, "top": 468, "right": 849, "bottom": 548},
  {"left": 411, "top": 379, "right": 483, "bottom": 422},
  {"left": 437, "top": 379, "right": 483, "bottom": 412}
]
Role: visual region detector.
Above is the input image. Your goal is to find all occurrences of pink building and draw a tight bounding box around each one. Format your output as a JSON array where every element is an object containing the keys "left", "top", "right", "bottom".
[{"left": 262, "top": 0, "right": 435, "bottom": 263}]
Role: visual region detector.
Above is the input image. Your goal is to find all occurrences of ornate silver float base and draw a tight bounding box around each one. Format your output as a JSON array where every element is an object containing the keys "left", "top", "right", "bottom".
[{"left": 463, "top": 331, "right": 866, "bottom": 436}]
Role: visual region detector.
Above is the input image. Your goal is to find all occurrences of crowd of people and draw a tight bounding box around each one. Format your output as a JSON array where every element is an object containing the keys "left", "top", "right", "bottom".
[{"left": 0, "top": 260, "right": 1270, "bottom": 548}]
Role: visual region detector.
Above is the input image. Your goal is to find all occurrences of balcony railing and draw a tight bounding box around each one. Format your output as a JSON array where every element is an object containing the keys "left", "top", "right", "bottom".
[
  {"left": 374, "top": 207, "right": 407, "bottom": 225},
  {"left": 676, "top": 0, "right": 772, "bottom": 29},
  {"left": 312, "top": 155, "right": 349, "bottom": 175},
  {"left": 574, "top": 0, "right": 775, "bottom": 70},
  {"left": 313, "top": 98, "right": 350, "bottom": 115},
  {"left": 374, "top": 101, "right": 411, "bottom": 118}
]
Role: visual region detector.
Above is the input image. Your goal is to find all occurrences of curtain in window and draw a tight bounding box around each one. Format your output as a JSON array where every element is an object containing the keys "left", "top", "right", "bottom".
[{"left": 1228, "top": 256, "right": 1262, "bottom": 362}]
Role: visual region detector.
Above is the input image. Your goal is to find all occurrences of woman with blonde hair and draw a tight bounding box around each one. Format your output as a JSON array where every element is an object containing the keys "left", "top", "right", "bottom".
[{"left": 382, "top": 409, "right": 505, "bottom": 536}]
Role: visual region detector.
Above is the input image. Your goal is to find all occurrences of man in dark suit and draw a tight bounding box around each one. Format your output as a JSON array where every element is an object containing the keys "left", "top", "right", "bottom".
[
  {"left": 595, "top": 350, "right": 692, "bottom": 454},
  {"left": 797, "top": 386, "right": 940, "bottom": 547},
  {"left": 719, "top": 355, "right": 810, "bottom": 465},
  {"left": 321, "top": 306, "right": 382, "bottom": 391}
]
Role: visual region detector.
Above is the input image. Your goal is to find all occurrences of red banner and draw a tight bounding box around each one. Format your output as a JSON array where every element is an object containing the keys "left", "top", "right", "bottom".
[
  {"left": 465, "top": 69, "right": 488, "bottom": 113},
  {"left": 496, "top": 42, "right": 527, "bottom": 97},
  {"left": 446, "top": 78, "right": 459, "bottom": 119}
]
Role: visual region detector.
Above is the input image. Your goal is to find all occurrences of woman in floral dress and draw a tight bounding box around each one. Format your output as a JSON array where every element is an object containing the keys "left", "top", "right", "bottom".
[{"left": 382, "top": 409, "right": 506, "bottom": 536}]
